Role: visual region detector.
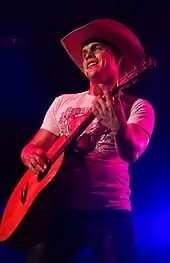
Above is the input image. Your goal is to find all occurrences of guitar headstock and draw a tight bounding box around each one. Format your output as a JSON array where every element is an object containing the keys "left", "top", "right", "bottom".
[{"left": 118, "top": 56, "right": 156, "bottom": 89}]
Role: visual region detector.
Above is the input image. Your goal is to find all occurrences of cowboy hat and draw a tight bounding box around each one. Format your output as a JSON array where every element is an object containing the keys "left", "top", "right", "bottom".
[{"left": 61, "top": 19, "right": 146, "bottom": 79}]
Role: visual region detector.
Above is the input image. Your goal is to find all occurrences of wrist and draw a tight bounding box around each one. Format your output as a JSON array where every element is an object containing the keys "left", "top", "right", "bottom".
[{"left": 111, "top": 121, "right": 128, "bottom": 138}]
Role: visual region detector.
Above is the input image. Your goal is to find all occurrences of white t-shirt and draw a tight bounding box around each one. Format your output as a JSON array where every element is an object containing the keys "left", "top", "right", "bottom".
[{"left": 41, "top": 91, "right": 155, "bottom": 210}]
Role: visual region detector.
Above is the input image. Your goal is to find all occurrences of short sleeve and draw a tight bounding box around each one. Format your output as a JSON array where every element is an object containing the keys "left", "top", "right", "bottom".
[
  {"left": 127, "top": 98, "right": 155, "bottom": 138},
  {"left": 40, "top": 95, "right": 63, "bottom": 136}
]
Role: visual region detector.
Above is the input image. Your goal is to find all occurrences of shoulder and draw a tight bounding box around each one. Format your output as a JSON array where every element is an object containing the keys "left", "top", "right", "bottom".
[
  {"left": 127, "top": 96, "right": 155, "bottom": 137},
  {"left": 121, "top": 93, "right": 154, "bottom": 115},
  {"left": 130, "top": 98, "right": 155, "bottom": 116}
]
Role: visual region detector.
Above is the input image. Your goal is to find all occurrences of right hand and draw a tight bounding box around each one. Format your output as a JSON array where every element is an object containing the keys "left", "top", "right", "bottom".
[{"left": 24, "top": 147, "right": 49, "bottom": 174}]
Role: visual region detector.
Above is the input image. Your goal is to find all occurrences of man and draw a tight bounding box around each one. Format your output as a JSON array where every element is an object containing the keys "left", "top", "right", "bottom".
[{"left": 22, "top": 19, "right": 155, "bottom": 263}]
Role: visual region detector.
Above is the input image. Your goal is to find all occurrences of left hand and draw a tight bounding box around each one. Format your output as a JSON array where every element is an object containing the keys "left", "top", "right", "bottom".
[{"left": 92, "top": 89, "right": 127, "bottom": 135}]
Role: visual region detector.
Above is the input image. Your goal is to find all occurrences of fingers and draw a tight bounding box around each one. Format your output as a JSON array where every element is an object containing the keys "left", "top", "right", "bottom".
[
  {"left": 34, "top": 154, "right": 48, "bottom": 170},
  {"left": 93, "top": 98, "right": 107, "bottom": 115},
  {"left": 28, "top": 160, "right": 42, "bottom": 174},
  {"left": 26, "top": 148, "right": 49, "bottom": 174},
  {"left": 93, "top": 94, "right": 108, "bottom": 108},
  {"left": 103, "top": 90, "right": 113, "bottom": 111},
  {"left": 92, "top": 90, "right": 123, "bottom": 121},
  {"left": 113, "top": 89, "right": 122, "bottom": 105},
  {"left": 105, "top": 90, "right": 124, "bottom": 116},
  {"left": 92, "top": 96, "right": 104, "bottom": 119},
  {"left": 29, "top": 156, "right": 45, "bottom": 174}
]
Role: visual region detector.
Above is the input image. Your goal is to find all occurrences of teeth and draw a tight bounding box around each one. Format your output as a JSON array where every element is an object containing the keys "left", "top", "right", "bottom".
[{"left": 88, "top": 62, "right": 97, "bottom": 68}]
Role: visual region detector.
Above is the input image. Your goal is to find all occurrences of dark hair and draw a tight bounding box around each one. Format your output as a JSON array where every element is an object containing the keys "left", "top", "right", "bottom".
[{"left": 82, "top": 38, "right": 121, "bottom": 60}]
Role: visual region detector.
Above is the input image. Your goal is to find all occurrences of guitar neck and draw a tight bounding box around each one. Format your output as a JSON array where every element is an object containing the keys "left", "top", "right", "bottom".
[
  {"left": 47, "top": 56, "right": 156, "bottom": 163},
  {"left": 55, "top": 85, "right": 121, "bottom": 155},
  {"left": 59, "top": 111, "right": 95, "bottom": 152},
  {"left": 47, "top": 111, "right": 95, "bottom": 163}
]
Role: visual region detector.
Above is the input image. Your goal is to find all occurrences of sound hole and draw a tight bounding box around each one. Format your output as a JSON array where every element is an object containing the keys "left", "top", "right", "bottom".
[
  {"left": 37, "top": 160, "right": 51, "bottom": 182},
  {"left": 20, "top": 182, "right": 29, "bottom": 204}
]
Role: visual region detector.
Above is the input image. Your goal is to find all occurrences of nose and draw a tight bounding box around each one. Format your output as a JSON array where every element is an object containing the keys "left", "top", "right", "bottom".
[{"left": 85, "top": 51, "right": 95, "bottom": 60}]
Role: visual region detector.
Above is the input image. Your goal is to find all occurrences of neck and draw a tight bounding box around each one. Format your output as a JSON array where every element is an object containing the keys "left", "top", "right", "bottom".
[{"left": 88, "top": 80, "right": 117, "bottom": 96}]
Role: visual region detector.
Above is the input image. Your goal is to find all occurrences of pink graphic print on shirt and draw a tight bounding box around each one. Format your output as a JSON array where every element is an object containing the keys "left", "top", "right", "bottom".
[{"left": 58, "top": 107, "right": 117, "bottom": 156}]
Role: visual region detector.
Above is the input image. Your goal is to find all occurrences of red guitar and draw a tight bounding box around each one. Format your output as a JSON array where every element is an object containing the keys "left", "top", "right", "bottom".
[{"left": 0, "top": 57, "right": 156, "bottom": 250}]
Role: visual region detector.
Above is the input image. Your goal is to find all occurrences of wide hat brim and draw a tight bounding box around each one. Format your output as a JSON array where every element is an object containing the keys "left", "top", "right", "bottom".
[{"left": 61, "top": 19, "right": 146, "bottom": 79}]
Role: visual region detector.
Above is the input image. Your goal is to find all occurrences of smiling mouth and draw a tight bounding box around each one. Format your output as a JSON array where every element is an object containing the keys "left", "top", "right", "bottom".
[{"left": 87, "top": 61, "right": 99, "bottom": 69}]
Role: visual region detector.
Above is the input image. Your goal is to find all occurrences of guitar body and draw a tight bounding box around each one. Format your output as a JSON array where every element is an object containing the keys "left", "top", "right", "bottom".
[
  {"left": 0, "top": 135, "right": 77, "bottom": 251},
  {"left": 0, "top": 56, "right": 156, "bottom": 251}
]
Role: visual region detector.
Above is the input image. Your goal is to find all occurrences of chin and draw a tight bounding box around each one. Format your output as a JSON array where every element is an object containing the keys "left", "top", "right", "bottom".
[{"left": 86, "top": 69, "right": 103, "bottom": 82}]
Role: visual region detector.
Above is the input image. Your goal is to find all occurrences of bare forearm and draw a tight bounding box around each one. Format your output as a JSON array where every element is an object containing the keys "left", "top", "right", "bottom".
[
  {"left": 114, "top": 124, "right": 139, "bottom": 163},
  {"left": 21, "top": 129, "right": 57, "bottom": 166}
]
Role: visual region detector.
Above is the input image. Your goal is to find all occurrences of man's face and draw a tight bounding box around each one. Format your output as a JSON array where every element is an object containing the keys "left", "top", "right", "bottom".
[{"left": 82, "top": 41, "right": 120, "bottom": 84}]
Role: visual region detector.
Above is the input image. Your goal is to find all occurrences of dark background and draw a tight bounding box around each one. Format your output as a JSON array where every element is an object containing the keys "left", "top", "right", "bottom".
[{"left": 0, "top": 0, "right": 170, "bottom": 262}]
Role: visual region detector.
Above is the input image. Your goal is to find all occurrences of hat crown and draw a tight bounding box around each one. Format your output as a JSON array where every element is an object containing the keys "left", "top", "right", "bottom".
[{"left": 61, "top": 18, "right": 145, "bottom": 79}]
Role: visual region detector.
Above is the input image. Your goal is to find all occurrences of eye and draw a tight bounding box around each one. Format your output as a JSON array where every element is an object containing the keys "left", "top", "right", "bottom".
[
  {"left": 82, "top": 51, "right": 87, "bottom": 59},
  {"left": 95, "top": 45, "right": 103, "bottom": 50},
  {"left": 93, "top": 45, "right": 104, "bottom": 54}
]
